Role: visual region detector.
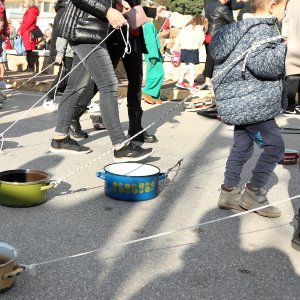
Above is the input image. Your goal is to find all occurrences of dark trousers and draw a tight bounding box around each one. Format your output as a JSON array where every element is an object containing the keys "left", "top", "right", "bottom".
[
  {"left": 287, "top": 75, "right": 300, "bottom": 110},
  {"left": 224, "top": 119, "right": 285, "bottom": 188},
  {"left": 204, "top": 43, "right": 214, "bottom": 79},
  {"left": 107, "top": 35, "right": 143, "bottom": 111},
  {"left": 48, "top": 56, "right": 73, "bottom": 100},
  {"left": 55, "top": 43, "right": 126, "bottom": 146},
  {"left": 26, "top": 50, "right": 34, "bottom": 69}
]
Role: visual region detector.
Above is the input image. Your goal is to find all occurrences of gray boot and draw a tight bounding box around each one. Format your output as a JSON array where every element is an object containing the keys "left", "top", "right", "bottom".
[
  {"left": 240, "top": 183, "right": 281, "bottom": 218},
  {"left": 218, "top": 185, "right": 244, "bottom": 211}
]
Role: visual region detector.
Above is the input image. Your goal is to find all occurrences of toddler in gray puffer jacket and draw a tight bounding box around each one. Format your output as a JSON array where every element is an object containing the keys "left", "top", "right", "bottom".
[
  {"left": 212, "top": 0, "right": 289, "bottom": 219},
  {"left": 210, "top": 17, "right": 287, "bottom": 125}
]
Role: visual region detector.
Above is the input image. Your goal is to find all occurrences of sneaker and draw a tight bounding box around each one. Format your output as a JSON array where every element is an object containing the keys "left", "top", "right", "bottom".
[
  {"left": 175, "top": 82, "right": 188, "bottom": 89},
  {"left": 239, "top": 183, "right": 281, "bottom": 218},
  {"left": 87, "top": 102, "right": 100, "bottom": 113},
  {"left": 0, "top": 80, "right": 13, "bottom": 89},
  {"left": 282, "top": 107, "right": 300, "bottom": 117},
  {"left": 114, "top": 142, "right": 153, "bottom": 162},
  {"left": 291, "top": 209, "right": 300, "bottom": 251},
  {"left": 218, "top": 185, "right": 245, "bottom": 211},
  {"left": 42, "top": 99, "right": 59, "bottom": 112},
  {"left": 50, "top": 136, "right": 91, "bottom": 154}
]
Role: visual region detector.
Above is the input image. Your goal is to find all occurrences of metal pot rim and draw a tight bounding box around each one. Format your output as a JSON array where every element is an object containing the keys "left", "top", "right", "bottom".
[
  {"left": 104, "top": 162, "right": 161, "bottom": 178},
  {"left": 0, "top": 241, "right": 17, "bottom": 267},
  {"left": 0, "top": 169, "right": 50, "bottom": 185}
]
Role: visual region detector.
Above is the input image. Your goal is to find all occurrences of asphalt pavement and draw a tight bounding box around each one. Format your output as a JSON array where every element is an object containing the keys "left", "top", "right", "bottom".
[{"left": 0, "top": 90, "right": 300, "bottom": 299}]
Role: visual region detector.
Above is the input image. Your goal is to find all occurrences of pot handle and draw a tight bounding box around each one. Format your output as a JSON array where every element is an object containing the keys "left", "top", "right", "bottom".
[
  {"left": 164, "top": 159, "right": 184, "bottom": 179},
  {"left": 41, "top": 182, "right": 55, "bottom": 191},
  {"left": 96, "top": 171, "right": 106, "bottom": 180},
  {"left": 158, "top": 173, "right": 167, "bottom": 180},
  {"left": 2, "top": 265, "right": 26, "bottom": 280}
]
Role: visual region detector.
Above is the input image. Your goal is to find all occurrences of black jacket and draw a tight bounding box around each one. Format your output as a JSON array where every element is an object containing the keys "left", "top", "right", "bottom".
[
  {"left": 49, "top": 0, "right": 67, "bottom": 62},
  {"left": 58, "top": 0, "right": 111, "bottom": 44},
  {"left": 204, "top": 0, "right": 245, "bottom": 11},
  {"left": 205, "top": 1, "right": 235, "bottom": 35}
]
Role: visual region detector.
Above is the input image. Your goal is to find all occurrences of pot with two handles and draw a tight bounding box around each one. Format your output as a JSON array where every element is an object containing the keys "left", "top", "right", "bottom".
[
  {"left": 0, "top": 169, "right": 55, "bottom": 207},
  {"left": 0, "top": 242, "right": 25, "bottom": 294},
  {"left": 96, "top": 161, "right": 182, "bottom": 201}
]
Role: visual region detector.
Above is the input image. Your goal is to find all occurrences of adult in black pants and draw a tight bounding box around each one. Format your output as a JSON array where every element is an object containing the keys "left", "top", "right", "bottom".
[
  {"left": 202, "top": 0, "right": 244, "bottom": 88},
  {"left": 87, "top": 2, "right": 167, "bottom": 143}
]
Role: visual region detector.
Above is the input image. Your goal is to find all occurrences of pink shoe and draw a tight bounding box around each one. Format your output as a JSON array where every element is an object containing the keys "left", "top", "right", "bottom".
[{"left": 175, "top": 82, "right": 188, "bottom": 89}]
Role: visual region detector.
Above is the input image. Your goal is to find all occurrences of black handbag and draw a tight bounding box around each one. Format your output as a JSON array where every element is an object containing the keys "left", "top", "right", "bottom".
[
  {"left": 30, "top": 27, "right": 43, "bottom": 40},
  {"left": 71, "top": 16, "right": 108, "bottom": 43}
]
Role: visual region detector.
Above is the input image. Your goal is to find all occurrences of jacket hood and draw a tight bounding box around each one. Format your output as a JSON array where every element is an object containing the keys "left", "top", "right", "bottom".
[
  {"left": 30, "top": 5, "right": 40, "bottom": 16},
  {"left": 210, "top": 17, "right": 278, "bottom": 64}
]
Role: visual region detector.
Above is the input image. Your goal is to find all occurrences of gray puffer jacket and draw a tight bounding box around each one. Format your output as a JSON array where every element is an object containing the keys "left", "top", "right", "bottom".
[{"left": 210, "top": 17, "right": 287, "bottom": 125}]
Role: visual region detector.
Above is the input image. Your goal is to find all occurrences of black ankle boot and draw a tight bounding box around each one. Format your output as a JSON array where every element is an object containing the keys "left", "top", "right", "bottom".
[
  {"left": 291, "top": 209, "right": 300, "bottom": 251},
  {"left": 69, "top": 106, "right": 88, "bottom": 139},
  {"left": 127, "top": 108, "right": 158, "bottom": 143}
]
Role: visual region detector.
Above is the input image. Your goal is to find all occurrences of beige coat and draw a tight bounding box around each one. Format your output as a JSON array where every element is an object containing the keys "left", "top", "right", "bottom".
[{"left": 284, "top": 0, "right": 300, "bottom": 76}]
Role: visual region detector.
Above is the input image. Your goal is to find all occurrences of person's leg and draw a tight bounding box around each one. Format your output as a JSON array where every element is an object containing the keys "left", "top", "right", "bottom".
[
  {"left": 55, "top": 53, "right": 91, "bottom": 137},
  {"left": 142, "top": 58, "right": 164, "bottom": 100},
  {"left": 218, "top": 125, "right": 254, "bottom": 211},
  {"left": 247, "top": 119, "right": 284, "bottom": 188},
  {"left": 239, "top": 119, "right": 284, "bottom": 217},
  {"left": 26, "top": 50, "right": 34, "bottom": 70},
  {"left": 224, "top": 126, "right": 255, "bottom": 188},
  {"left": 0, "top": 63, "right": 4, "bottom": 81},
  {"left": 203, "top": 44, "right": 214, "bottom": 87},
  {"left": 118, "top": 36, "right": 157, "bottom": 143},
  {"left": 72, "top": 43, "right": 126, "bottom": 146},
  {"left": 178, "top": 63, "right": 189, "bottom": 84},
  {"left": 188, "top": 63, "right": 195, "bottom": 87},
  {"left": 47, "top": 56, "right": 74, "bottom": 100},
  {"left": 284, "top": 76, "right": 300, "bottom": 115}
]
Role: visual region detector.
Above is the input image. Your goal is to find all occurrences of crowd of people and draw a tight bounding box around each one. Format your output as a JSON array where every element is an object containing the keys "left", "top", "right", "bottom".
[{"left": 0, "top": 0, "right": 299, "bottom": 250}]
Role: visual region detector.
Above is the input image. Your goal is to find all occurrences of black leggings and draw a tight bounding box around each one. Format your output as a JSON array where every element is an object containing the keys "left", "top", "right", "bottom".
[
  {"left": 204, "top": 43, "right": 214, "bottom": 79},
  {"left": 287, "top": 75, "right": 300, "bottom": 109},
  {"left": 26, "top": 50, "right": 34, "bottom": 69}
]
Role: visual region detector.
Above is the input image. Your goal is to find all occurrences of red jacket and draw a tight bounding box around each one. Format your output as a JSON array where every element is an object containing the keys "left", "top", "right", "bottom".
[
  {"left": 19, "top": 6, "right": 39, "bottom": 50},
  {"left": 0, "top": 0, "right": 8, "bottom": 37}
]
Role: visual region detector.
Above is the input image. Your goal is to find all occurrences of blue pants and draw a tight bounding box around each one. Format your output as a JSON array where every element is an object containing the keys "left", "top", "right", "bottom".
[{"left": 224, "top": 119, "right": 285, "bottom": 188}]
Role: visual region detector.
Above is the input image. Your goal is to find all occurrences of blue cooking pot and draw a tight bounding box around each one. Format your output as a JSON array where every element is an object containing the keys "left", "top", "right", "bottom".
[{"left": 96, "top": 162, "right": 167, "bottom": 201}]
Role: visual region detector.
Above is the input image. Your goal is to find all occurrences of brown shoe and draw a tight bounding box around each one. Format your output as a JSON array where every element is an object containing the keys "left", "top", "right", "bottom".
[{"left": 142, "top": 93, "right": 155, "bottom": 105}]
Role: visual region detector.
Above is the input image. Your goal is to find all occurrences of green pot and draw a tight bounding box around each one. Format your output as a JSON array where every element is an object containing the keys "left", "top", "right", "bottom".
[{"left": 0, "top": 170, "right": 54, "bottom": 207}]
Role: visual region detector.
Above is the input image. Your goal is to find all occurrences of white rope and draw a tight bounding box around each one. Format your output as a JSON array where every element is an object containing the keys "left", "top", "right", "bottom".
[
  {"left": 24, "top": 194, "right": 300, "bottom": 273},
  {"left": 0, "top": 28, "right": 117, "bottom": 152},
  {"left": 120, "top": 23, "right": 131, "bottom": 57}
]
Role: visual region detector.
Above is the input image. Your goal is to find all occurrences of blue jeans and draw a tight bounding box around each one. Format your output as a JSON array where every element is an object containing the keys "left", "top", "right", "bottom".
[
  {"left": 224, "top": 119, "right": 285, "bottom": 188},
  {"left": 55, "top": 43, "right": 126, "bottom": 146}
]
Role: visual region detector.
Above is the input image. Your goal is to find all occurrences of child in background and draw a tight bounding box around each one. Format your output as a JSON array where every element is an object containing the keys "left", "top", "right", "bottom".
[
  {"left": 172, "top": 15, "right": 207, "bottom": 91},
  {"left": 142, "top": 20, "right": 164, "bottom": 105},
  {"left": 211, "top": 0, "right": 288, "bottom": 218}
]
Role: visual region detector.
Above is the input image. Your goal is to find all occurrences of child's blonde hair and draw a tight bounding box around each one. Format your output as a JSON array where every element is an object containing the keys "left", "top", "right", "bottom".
[
  {"left": 185, "top": 15, "right": 208, "bottom": 33},
  {"left": 251, "top": 0, "right": 283, "bottom": 12}
]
